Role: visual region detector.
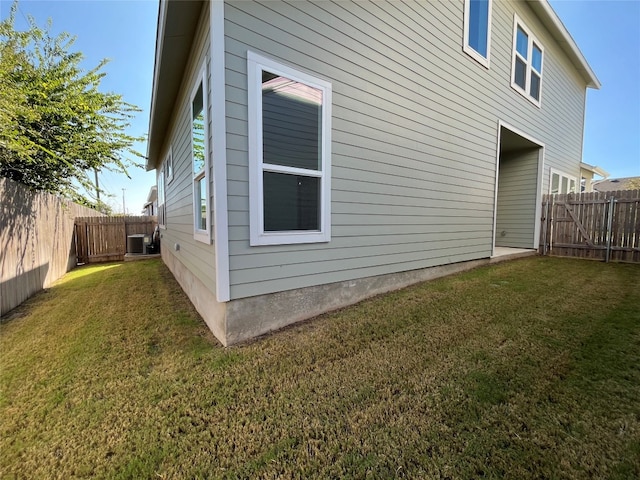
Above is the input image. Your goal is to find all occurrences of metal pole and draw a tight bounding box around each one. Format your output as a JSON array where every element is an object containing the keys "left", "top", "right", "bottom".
[
  {"left": 542, "top": 199, "right": 549, "bottom": 255},
  {"left": 94, "top": 168, "right": 100, "bottom": 202},
  {"left": 122, "top": 188, "right": 126, "bottom": 215},
  {"left": 605, "top": 196, "right": 615, "bottom": 263}
]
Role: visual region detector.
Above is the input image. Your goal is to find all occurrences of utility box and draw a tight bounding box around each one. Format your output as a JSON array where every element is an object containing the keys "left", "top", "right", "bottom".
[{"left": 127, "top": 234, "right": 146, "bottom": 254}]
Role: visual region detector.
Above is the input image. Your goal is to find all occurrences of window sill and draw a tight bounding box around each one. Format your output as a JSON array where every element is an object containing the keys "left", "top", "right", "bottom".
[
  {"left": 463, "top": 45, "right": 490, "bottom": 69},
  {"left": 194, "top": 231, "right": 211, "bottom": 245},
  {"left": 510, "top": 83, "right": 541, "bottom": 108},
  {"left": 250, "top": 230, "right": 330, "bottom": 247}
]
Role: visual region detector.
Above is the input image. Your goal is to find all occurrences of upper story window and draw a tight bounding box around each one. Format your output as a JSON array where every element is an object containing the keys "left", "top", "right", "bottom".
[
  {"left": 511, "top": 15, "right": 544, "bottom": 106},
  {"left": 191, "top": 64, "right": 210, "bottom": 244},
  {"left": 550, "top": 168, "right": 577, "bottom": 195},
  {"left": 247, "top": 51, "right": 332, "bottom": 246},
  {"left": 463, "top": 0, "right": 492, "bottom": 68}
]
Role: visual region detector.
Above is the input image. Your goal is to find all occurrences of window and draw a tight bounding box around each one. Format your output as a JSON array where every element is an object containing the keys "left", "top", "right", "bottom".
[
  {"left": 550, "top": 168, "right": 577, "bottom": 195},
  {"left": 247, "top": 51, "right": 332, "bottom": 246},
  {"left": 191, "top": 65, "right": 210, "bottom": 243},
  {"left": 463, "top": 0, "right": 492, "bottom": 67},
  {"left": 165, "top": 147, "right": 173, "bottom": 183},
  {"left": 511, "top": 16, "right": 543, "bottom": 106},
  {"left": 158, "top": 165, "right": 166, "bottom": 228}
]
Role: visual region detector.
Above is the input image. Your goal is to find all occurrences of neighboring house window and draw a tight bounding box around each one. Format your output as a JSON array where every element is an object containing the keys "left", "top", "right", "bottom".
[
  {"left": 165, "top": 147, "right": 173, "bottom": 183},
  {"left": 191, "top": 65, "right": 210, "bottom": 244},
  {"left": 247, "top": 51, "right": 332, "bottom": 246},
  {"left": 550, "top": 168, "right": 577, "bottom": 194},
  {"left": 463, "top": 0, "right": 492, "bottom": 67},
  {"left": 158, "top": 166, "right": 166, "bottom": 228},
  {"left": 511, "top": 16, "right": 543, "bottom": 106}
]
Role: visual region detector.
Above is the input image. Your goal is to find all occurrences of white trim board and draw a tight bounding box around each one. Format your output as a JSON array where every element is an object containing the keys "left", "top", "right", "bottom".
[
  {"left": 492, "top": 120, "right": 545, "bottom": 256},
  {"left": 210, "top": 0, "right": 230, "bottom": 302}
]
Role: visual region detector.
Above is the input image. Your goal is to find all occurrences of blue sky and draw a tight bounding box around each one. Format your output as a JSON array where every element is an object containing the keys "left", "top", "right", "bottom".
[
  {"left": 1, "top": 0, "right": 639, "bottom": 213},
  {"left": 1, "top": 0, "right": 158, "bottom": 214}
]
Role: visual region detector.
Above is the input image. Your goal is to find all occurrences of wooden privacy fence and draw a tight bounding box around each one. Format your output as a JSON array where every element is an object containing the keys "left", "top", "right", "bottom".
[
  {"left": 75, "top": 216, "right": 157, "bottom": 264},
  {"left": 1, "top": 178, "right": 104, "bottom": 316},
  {"left": 540, "top": 190, "right": 640, "bottom": 263}
]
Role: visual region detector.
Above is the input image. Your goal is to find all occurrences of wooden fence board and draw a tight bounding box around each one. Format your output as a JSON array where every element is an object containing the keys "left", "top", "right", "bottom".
[
  {"left": 1, "top": 178, "right": 104, "bottom": 316},
  {"left": 540, "top": 190, "right": 640, "bottom": 263},
  {"left": 74, "top": 216, "right": 157, "bottom": 263}
]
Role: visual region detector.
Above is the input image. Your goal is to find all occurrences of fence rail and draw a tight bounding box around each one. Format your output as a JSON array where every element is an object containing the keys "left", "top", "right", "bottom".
[
  {"left": 75, "top": 216, "right": 157, "bottom": 264},
  {"left": 540, "top": 189, "right": 640, "bottom": 263}
]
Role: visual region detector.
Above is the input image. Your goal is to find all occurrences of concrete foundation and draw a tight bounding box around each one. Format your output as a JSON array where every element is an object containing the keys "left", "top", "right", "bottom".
[
  {"left": 162, "top": 248, "right": 227, "bottom": 344},
  {"left": 162, "top": 247, "right": 536, "bottom": 346},
  {"left": 224, "top": 257, "right": 491, "bottom": 345}
]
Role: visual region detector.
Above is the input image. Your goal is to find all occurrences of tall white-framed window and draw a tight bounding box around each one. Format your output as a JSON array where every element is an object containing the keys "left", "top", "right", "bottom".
[
  {"left": 191, "top": 64, "right": 210, "bottom": 244},
  {"left": 549, "top": 168, "right": 577, "bottom": 194},
  {"left": 165, "top": 146, "right": 173, "bottom": 184},
  {"left": 247, "top": 51, "right": 332, "bottom": 246},
  {"left": 463, "top": 0, "right": 492, "bottom": 68},
  {"left": 158, "top": 165, "right": 166, "bottom": 228},
  {"left": 511, "top": 15, "right": 544, "bottom": 106}
]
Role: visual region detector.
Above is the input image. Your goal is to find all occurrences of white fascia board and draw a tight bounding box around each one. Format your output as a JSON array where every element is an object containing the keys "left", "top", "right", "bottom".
[
  {"left": 531, "top": 0, "right": 601, "bottom": 89},
  {"left": 145, "top": 0, "right": 168, "bottom": 171}
]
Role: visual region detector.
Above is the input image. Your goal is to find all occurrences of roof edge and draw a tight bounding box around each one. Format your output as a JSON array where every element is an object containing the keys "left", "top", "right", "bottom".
[
  {"left": 580, "top": 162, "right": 610, "bottom": 179},
  {"left": 529, "top": 0, "right": 601, "bottom": 89},
  {"left": 146, "top": 0, "right": 168, "bottom": 171}
]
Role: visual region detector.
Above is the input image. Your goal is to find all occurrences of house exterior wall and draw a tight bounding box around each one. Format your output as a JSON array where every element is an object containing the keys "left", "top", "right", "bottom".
[
  {"left": 157, "top": 2, "right": 225, "bottom": 335},
  {"left": 495, "top": 148, "right": 541, "bottom": 248},
  {"left": 222, "top": 0, "right": 589, "bottom": 301}
]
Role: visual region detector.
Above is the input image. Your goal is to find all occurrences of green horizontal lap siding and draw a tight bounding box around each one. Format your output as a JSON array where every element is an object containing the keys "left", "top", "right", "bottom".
[
  {"left": 495, "top": 149, "right": 540, "bottom": 248},
  {"left": 161, "top": 2, "right": 217, "bottom": 291},
  {"left": 223, "top": 0, "right": 589, "bottom": 299}
]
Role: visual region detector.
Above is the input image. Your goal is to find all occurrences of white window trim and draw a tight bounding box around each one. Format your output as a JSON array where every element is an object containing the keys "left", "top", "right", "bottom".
[
  {"left": 510, "top": 14, "right": 544, "bottom": 108},
  {"left": 247, "top": 51, "right": 332, "bottom": 246},
  {"left": 165, "top": 146, "right": 173, "bottom": 184},
  {"left": 158, "top": 164, "right": 166, "bottom": 229},
  {"left": 549, "top": 167, "right": 578, "bottom": 195},
  {"left": 463, "top": 0, "right": 493, "bottom": 68},
  {"left": 190, "top": 63, "right": 211, "bottom": 244}
]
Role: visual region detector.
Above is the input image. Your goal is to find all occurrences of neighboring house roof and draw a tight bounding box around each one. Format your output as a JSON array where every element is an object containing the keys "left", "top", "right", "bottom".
[
  {"left": 580, "top": 162, "right": 610, "bottom": 179},
  {"left": 145, "top": 0, "right": 601, "bottom": 171},
  {"left": 592, "top": 177, "right": 640, "bottom": 192},
  {"left": 146, "top": 185, "right": 158, "bottom": 204}
]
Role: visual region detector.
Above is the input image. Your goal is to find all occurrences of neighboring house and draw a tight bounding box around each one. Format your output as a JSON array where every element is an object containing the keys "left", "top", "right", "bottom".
[
  {"left": 580, "top": 162, "right": 609, "bottom": 192},
  {"left": 146, "top": 0, "right": 600, "bottom": 345},
  {"left": 593, "top": 177, "right": 640, "bottom": 193},
  {"left": 142, "top": 185, "right": 158, "bottom": 216}
]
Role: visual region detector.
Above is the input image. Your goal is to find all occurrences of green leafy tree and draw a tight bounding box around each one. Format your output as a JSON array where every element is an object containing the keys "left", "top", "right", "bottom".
[{"left": 0, "top": 1, "right": 143, "bottom": 208}]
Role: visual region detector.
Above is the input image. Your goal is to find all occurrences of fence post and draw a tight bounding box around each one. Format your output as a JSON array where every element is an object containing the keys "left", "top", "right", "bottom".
[
  {"left": 605, "top": 196, "right": 615, "bottom": 263},
  {"left": 541, "top": 198, "right": 549, "bottom": 255}
]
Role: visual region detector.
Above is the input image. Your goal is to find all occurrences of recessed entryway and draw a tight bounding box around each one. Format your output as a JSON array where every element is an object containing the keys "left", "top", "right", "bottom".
[{"left": 493, "top": 123, "right": 544, "bottom": 255}]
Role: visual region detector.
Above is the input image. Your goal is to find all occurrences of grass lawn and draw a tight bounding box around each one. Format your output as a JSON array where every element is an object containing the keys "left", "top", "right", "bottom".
[{"left": 1, "top": 257, "right": 639, "bottom": 479}]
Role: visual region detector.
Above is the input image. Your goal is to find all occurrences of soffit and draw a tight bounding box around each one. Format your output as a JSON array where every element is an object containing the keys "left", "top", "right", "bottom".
[{"left": 146, "top": 0, "right": 204, "bottom": 170}]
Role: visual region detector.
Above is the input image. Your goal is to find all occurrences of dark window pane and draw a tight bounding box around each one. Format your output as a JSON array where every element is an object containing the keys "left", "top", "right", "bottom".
[
  {"left": 516, "top": 26, "right": 528, "bottom": 58},
  {"left": 551, "top": 173, "right": 559, "bottom": 194},
  {"left": 468, "top": 0, "right": 489, "bottom": 57},
  {"left": 532, "top": 43, "right": 542, "bottom": 72},
  {"left": 514, "top": 58, "right": 526, "bottom": 89},
  {"left": 530, "top": 72, "right": 541, "bottom": 100},
  {"left": 263, "top": 172, "right": 319, "bottom": 231},
  {"left": 262, "top": 71, "right": 322, "bottom": 171},
  {"left": 192, "top": 83, "right": 206, "bottom": 173}
]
